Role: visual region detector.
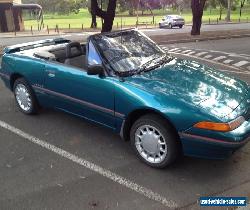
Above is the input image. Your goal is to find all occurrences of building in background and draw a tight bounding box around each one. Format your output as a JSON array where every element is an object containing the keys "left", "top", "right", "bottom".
[{"left": 0, "top": 0, "right": 42, "bottom": 32}]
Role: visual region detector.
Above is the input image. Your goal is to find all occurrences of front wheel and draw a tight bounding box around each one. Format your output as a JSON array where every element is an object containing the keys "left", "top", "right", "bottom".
[
  {"left": 169, "top": 23, "right": 173, "bottom": 29},
  {"left": 130, "top": 114, "right": 179, "bottom": 168},
  {"left": 13, "top": 78, "right": 39, "bottom": 115},
  {"left": 179, "top": 25, "right": 183, "bottom": 28}
]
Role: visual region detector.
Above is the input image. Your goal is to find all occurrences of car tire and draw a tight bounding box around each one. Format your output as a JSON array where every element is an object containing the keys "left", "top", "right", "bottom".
[
  {"left": 169, "top": 23, "right": 173, "bottom": 29},
  {"left": 159, "top": 23, "right": 162, "bottom": 28},
  {"left": 13, "top": 78, "right": 39, "bottom": 115},
  {"left": 179, "top": 25, "right": 183, "bottom": 28},
  {"left": 130, "top": 114, "right": 179, "bottom": 168}
]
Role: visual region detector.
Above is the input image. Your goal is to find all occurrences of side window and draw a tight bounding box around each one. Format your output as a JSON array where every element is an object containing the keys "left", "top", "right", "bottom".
[{"left": 87, "top": 40, "right": 102, "bottom": 66}]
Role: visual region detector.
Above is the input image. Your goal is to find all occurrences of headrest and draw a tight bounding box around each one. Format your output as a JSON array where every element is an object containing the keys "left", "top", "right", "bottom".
[
  {"left": 66, "top": 42, "right": 83, "bottom": 58},
  {"left": 34, "top": 51, "right": 56, "bottom": 61}
]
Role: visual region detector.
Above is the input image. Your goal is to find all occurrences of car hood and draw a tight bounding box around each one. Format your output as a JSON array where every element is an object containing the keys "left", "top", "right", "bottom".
[{"left": 125, "top": 58, "right": 249, "bottom": 119}]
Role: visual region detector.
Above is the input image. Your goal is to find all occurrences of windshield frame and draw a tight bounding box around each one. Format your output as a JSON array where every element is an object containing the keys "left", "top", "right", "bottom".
[{"left": 89, "top": 29, "right": 168, "bottom": 77}]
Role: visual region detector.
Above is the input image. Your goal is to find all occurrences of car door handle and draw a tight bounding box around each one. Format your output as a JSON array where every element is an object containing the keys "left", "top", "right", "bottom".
[{"left": 46, "top": 70, "right": 56, "bottom": 78}]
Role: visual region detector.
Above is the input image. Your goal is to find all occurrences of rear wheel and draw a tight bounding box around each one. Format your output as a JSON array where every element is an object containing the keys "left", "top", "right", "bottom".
[
  {"left": 13, "top": 78, "right": 39, "bottom": 114},
  {"left": 130, "top": 114, "right": 179, "bottom": 168},
  {"left": 169, "top": 23, "right": 173, "bottom": 29},
  {"left": 179, "top": 25, "right": 183, "bottom": 28}
]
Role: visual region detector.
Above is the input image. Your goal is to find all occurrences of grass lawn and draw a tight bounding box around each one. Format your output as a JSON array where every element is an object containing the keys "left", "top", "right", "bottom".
[{"left": 24, "top": 7, "right": 250, "bottom": 30}]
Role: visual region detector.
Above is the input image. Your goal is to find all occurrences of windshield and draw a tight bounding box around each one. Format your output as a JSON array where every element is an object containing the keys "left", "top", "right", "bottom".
[{"left": 92, "top": 30, "right": 166, "bottom": 75}]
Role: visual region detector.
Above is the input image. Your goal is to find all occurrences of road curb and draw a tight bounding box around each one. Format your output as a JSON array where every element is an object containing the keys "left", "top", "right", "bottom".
[
  {"left": 155, "top": 33, "right": 250, "bottom": 45},
  {"left": 0, "top": 33, "right": 65, "bottom": 39}
]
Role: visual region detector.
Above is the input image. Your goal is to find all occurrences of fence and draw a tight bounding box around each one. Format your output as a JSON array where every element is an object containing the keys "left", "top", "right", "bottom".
[{"left": 8, "top": 16, "right": 250, "bottom": 36}]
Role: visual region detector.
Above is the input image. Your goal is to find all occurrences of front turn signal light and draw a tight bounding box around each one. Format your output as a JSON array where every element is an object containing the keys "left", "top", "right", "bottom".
[{"left": 194, "top": 116, "right": 245, "bottom": 132}]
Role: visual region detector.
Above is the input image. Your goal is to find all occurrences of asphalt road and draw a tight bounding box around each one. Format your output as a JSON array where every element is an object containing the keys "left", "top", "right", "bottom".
[
  {"left": 141, "top": 22, "right": 250, "bottom": 36},
  {"left": 1, "top": 22, "right": 250, "bottom": 47},
  {"left": 166, "top": 36, "right": 250, "bottom": 56},
  {"left": 160, "top": 37, "right": 250, "bottom": 73},
  {"left": 0, "top": 37, "right": 250, "bottom": 210}
]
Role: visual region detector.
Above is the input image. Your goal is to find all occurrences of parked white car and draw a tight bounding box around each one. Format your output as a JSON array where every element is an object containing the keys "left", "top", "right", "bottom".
[{"left": 159, "top": 15, "right": 185, "bottom": 29}]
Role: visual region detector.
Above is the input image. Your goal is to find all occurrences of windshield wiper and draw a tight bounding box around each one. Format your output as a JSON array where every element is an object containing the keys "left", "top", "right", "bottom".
[
  {"left": 137, "top": 54, "right": 173, "bottom": 74},
  {"left": 115, "top": 54, "right": 173, "bottom": 77}
]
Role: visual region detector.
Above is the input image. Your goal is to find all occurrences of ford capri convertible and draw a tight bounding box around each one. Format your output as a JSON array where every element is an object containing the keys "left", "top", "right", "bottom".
[{"left": 0, "top": 29, "right": 249, "bottom": 168}]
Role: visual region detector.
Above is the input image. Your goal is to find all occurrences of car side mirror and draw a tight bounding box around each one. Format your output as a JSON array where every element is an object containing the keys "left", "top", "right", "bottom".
[
  {"left": 87, "top": 64, "right": 104, "bottom": 76},
  {"left": 162, "top": 19, "right": 165, "bottom": 21}
]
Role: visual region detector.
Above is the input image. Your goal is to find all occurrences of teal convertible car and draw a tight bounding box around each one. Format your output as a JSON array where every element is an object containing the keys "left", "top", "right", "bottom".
[{"left": 0, "top": 29, "right": 249, "bottom": 168}]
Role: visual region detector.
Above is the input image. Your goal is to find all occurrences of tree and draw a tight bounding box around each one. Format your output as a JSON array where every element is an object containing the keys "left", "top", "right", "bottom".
[
  {"left": 191, "top": 0, "right": 207, "bottom": 35},
  {"left": 23, "top": 0, "right": 84, "bottom": 14},
  {"left": 219, "top": 0, "right": 227, "bottom": 20},
  {"left": 91, "top": 0, "right": 117, "bottom": 32},
  {"left": 88, "top": 0, "right": 97, "bottom": 28},
  {"left": 239, "top": 0, "right": 246, "bottom": 17},
  {"left": 225, "top": 0, "right": 231, "bottom": 21},
  {"left": 176, "top": 0, "right": 184, "bottom": 15},
  {"left": 216, "top": 0, "right": 227, "bottom": 20}
]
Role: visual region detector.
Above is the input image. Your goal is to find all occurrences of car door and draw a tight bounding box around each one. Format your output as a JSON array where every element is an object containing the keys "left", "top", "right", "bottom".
[
  {"left": 43, "top": 41, "right": 116, "bottom": 129},
  {"left": 165, "top": 16, "right": 169, "bottom": 24}
]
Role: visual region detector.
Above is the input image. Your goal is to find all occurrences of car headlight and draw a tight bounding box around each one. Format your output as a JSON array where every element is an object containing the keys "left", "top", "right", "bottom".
[{"left": 193, "top": 116, "right": 245, "bottom": 132}]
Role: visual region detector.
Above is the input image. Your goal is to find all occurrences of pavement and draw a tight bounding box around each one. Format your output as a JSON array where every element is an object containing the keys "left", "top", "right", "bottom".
[{"left": 0, "top": 35, "right": 250, "bottom": 209}]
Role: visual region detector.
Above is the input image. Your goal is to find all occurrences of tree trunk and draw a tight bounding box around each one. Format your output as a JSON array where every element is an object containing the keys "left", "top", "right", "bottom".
[
  {"left": 129, "top": 3, "right": 134, "bottom": 16},
  {"left": 91, "top": 12, "right": 97, "bottom": 28},
  {"left": 219, "top": 6, "right": 222, "bottom": 20},
  {"left": 191, "top": 0, "right": 206, "bottom": 36},
  {"left": 240, "top": 0, "right": 245, "bottom": 17},
  {"left": 225, "top": 0, "right": 231, "bottom": 22},
  {"left": 91, "top": 0, "right": 117, "bottom": 32}
]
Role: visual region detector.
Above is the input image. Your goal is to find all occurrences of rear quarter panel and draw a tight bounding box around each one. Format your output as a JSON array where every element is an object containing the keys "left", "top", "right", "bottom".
[{"left": 1, "top": 53, "right": 46, "bottom": 90}]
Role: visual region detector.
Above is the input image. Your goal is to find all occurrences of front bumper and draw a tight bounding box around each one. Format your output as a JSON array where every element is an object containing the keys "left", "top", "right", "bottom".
[
  {"left": 159, "top": 22, "right": 184, "bottom": 27},
  {"left": 179, "top": 120, "right": 250, "bottom": 159},
  {"left": 172, "top": 21, "right": 185, "bottom": 26}
]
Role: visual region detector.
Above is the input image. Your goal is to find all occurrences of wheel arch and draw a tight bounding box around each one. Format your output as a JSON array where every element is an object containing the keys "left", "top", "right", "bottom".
[
  {"left": 10, "top": 73, "right": 24, "bottom": 91},
  {"left": 121, "top": 108, "right": 179, "bottom": 141}
]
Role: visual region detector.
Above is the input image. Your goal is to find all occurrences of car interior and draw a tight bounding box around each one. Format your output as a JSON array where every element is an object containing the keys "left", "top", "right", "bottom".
[{"left": 34, "top": 41, "right": 87, "bottom": 69}]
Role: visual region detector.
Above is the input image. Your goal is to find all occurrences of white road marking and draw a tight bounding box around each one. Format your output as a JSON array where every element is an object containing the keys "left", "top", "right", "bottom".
[
  {"left": 203, "top": 55, "right": 213, "bottom": 59},
  {"left": 223, "top": 59, "right": 234, "bottom": 64},
  {"left": 233, "top": 61, "right": 249, "bottom": 67},
  {"left": 181, "top": 50, "right": 192, "bottom": 54},
  {"left": 168, "top": 48, "right": 180, "bottom": 52},
  {"left": 213, "top": 56, "right": 227, "bottom": 61},
  {"left": 171, "top": 49, "right": 182, "bottom": 53},
  {"left": 0, "top": 120, "right": 178, "bottom": 209},
  {"left": 170, "top": 52, "right": 250, "bottom": 75},
  {"left": 239, "top": 53, "right": 250, "bottom": 59},
  {"left": 195, "top": 52, "right": 208, "bottom": 57},
  {"left": 162, "top": 47, "right": 169, "bottom": 51},
  {"left": 186, "top": 51, "right": 196, "bottom": 55}
]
